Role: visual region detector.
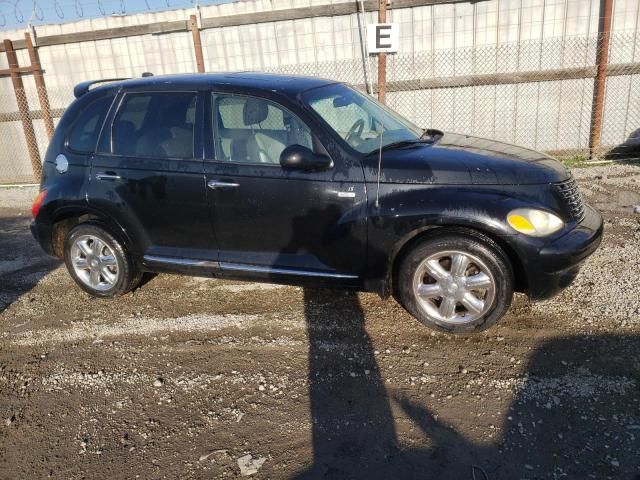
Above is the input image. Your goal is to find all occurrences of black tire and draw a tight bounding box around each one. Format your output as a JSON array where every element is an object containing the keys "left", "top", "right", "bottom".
[
  {"left": 395, "top": 231, "right": 514, "bottom": 334},
  {"left": 64, "top": 222, "right": 142, "bottom": 298}
]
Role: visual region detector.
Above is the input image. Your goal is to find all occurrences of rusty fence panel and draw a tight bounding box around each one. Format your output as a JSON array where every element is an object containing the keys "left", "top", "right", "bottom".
[{"left": 1, "top": 30, "right": 639, "bottom": 185}]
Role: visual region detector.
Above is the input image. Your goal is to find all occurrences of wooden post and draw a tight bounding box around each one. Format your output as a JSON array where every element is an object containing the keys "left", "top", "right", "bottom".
[
  {"left": 589, "top": 0, "right": 613, "bottom": 159},
  {"left": 190, "top": 15, "right": 205, "bottom": 73},
  {"left": 4, "top": 39, "right": 41, "bottom": 180},
  {"left": 24, "top": 32, "right": 54, "bottom": 141},
  {"left": 377, "top": 0, "right": 387, "bottom": 104}
]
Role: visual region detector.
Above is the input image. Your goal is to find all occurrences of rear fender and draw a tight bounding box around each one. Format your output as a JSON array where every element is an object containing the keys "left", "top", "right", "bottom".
[{"left": 44, "top": 204, "right": 136, "bottom": 260}]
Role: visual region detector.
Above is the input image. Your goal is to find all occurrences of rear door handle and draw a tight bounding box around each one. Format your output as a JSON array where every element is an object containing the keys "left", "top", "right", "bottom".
[
  {"left": 95, "top": 172, "right": 121, "bottom": 181},
  {"left": 207, "top": 180, "right": 240, "bottom": 190}
]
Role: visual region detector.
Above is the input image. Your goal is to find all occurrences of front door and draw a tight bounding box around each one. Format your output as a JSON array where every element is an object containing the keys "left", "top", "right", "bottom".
[
  {"left": 204, "top": 92, "right": 366, "bottom": 279},
  {"left": 88, "top": 90, "right": 218, "bottom": 261}
]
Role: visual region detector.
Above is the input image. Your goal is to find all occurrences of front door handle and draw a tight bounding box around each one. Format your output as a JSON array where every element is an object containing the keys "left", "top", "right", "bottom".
[
  {"left": 208, "top": 180, "right": 240, "bottom": 190},
  {"left": 95, "top": 172, "right": 121, "bottom": 181}
]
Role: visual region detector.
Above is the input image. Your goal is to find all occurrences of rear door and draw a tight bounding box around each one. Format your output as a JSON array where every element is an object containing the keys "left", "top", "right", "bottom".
[
  {"left": 204, "top": 92, "right": 367, "bottom": 280},
  {"left": 88, "top": 90, "right": 218, "bottom": 261}
]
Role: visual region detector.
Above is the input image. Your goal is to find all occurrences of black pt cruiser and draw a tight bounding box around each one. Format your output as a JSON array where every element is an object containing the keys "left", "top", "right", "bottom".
[{"left": 31, "top": 73, "right": 603, "bottom": 333}]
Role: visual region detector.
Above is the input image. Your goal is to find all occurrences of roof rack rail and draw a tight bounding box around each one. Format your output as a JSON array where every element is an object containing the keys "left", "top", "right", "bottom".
[{"left": 73, "top": 77, "right": 130, "bottom": 98}]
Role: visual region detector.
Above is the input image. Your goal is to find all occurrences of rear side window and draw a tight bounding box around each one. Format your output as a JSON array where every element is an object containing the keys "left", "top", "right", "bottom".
[
  {"left": 67, "top": 95, "right": 114, "bottom": 153},
  {"left": 111, "top": 92, "right": 197, "bottom": 159}
]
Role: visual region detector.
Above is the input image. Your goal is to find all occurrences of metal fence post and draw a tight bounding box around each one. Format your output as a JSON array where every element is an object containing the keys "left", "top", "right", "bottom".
[
  {"left": 190, "top": 15, "right": 206, "bottom": 73},
  {"left": 589, "top": 0, "right": 613, "bottom": 159},
  {"left": 378, "top": 0, "right": 387, "bottom": 104},
  {"left": 3, "top": 39, "right": 41, "bottom": 180},
  {"left": 24, "top": 32, "right": 55, "bottom": 141}
]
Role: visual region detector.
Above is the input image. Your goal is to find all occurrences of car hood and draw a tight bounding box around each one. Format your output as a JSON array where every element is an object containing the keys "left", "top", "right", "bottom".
[{"left": 362, "top": 132, "right": 571, "bottom": 185}]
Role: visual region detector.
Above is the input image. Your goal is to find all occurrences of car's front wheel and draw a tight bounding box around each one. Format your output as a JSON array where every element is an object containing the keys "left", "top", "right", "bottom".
[
  {"left": 396, "top": 232, "right": 514, "bottom": 333},
  {"left": 64, "top": 222, "right": 141, "bottom": 297}
]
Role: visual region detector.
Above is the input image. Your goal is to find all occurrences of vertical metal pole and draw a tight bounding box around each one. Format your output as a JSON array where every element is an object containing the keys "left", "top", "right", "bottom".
[
  {"left": 378, "top": 0, "right": 387, "bottom": 104},
  {"left": 4, "top": 39, "right": 41, "bottom": 180},
  {"left": 357, "top": 0, "right": 374, "bottom": 95},
  {"left": 24, "top": 32, "right": 54, "bottom": 141},
  {"left": 589, "top": 0, "right": 613, "bottom": 159},
  {"left": 190, "top": 14, "right": 205, "bottom": 73}
]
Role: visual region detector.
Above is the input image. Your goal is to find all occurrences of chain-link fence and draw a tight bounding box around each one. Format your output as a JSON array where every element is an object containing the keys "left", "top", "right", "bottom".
[
  {"left": 0, "top": 85, "right": 70, "bottom": 184},
  {"left": 263, "top": 32, "right": 640, "bottom": 165},
  {"left": 1, "top": 30, "right": 639, "bottom": 184}
]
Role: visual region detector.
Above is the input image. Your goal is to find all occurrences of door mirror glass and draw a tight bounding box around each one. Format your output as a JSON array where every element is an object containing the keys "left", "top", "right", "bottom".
[{"left": 279, "top": 144, "right": 332, "bottom": 171}]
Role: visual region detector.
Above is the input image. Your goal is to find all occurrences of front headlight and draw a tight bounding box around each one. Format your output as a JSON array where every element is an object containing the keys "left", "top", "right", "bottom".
[{"left": 507, "top": 208, "right": 564, "bottom": 237}]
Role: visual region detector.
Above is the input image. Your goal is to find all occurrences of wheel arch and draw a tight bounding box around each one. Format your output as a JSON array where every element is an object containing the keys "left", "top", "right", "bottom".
[
  {"left": 50, "top": 206, "right": 133, "bottom": 259},
  {"left": 385, "top": 224, "right": 527, "bottom": 297}
]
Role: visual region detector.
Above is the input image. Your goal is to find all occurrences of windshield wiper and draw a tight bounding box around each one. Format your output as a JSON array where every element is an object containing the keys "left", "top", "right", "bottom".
[
  {"left": 366, "top": 129, "right": 443, "bottom": 156},
  {"left": 377, "top": 139, "right": 420, "bottom": 153},
  {"left": 371, "top": 134, "right": 440, "bottom": 155}
]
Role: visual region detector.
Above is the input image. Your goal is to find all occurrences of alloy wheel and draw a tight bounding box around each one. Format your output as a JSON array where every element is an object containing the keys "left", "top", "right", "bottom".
[
  {"left": 412, "top": 250, "right": 496, "bottom": 325},
  {"left": 70, "top": 234, "right": 120, "bottom": 291}
]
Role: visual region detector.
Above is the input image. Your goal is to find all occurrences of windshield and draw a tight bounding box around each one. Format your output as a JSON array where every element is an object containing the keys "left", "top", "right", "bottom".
[{"left": 302, "top": 83, "right": 422, "bottom": 154}]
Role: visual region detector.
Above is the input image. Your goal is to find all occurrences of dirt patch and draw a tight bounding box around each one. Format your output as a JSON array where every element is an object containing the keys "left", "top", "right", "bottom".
[{"left": 1, "top": 167, "right": 639, "bottom": 479}]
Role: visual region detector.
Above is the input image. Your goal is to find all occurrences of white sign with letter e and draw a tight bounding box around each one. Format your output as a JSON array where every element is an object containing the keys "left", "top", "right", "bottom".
[{"left": 367, "top": 23, "right": 399, "bottom": 54}]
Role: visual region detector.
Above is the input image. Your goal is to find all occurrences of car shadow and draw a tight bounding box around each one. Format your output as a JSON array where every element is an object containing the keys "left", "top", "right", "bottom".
[
  {"left": 295, "top": 291, "right": 640, "bottom": 479},
  {"left": 604, "top": 128, "right": 640, "bottom": 163},
  {"left": 0, "top": 214, "right": 60, "bottom": 313}
]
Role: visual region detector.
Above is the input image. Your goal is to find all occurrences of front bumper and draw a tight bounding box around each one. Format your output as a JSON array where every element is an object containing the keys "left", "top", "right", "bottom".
[{"left": 523, "top": 204, "right": 603, "bottom": 300}]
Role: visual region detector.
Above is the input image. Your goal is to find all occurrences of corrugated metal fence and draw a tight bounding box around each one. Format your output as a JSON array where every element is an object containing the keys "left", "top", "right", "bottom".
[{"left": 1, "top": 0, "right": 639, "bottom": 184}]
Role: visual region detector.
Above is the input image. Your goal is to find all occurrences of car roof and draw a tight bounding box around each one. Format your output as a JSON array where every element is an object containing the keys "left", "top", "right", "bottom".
[{"left": 81, "top": 72, "right": 337, "bottom": 98}]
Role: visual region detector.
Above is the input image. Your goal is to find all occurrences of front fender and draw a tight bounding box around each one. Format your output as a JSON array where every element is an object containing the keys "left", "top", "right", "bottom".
[{"left": 365, "top": 183, "right": 561, "bottom": 289}]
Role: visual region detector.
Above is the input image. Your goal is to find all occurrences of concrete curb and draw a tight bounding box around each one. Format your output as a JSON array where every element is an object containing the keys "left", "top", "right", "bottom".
[{"left": 0, "top": 185, "right": 39, "bottom": 209}]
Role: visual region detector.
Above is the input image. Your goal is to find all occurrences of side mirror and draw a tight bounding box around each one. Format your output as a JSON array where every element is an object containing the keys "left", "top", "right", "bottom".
[{"left": 280, "top": 145, "right": 333, "bottom": 171}]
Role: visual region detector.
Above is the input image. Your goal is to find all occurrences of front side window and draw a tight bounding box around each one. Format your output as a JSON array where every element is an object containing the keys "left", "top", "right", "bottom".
[
  {"left": 68, "top": 95, "right": 114, "bottom": 153},
  {"left": 213, "top": 94, "right": 312, "bottom": 164},
  {"left": 111, "top": 92, "right": 197, "bottom": 159},
  {"left": 302, "top": 84, "right": 421, "bottom": 154}
]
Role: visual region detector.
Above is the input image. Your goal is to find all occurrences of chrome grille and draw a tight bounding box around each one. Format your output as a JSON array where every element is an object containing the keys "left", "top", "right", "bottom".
[{"left": 553, "top": 177, "right": 585, "bottom": 222}]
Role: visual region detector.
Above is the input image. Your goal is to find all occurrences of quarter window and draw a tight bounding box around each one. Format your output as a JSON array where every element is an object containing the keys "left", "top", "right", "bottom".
[
  {"left": 111, "top": 92, "right": 197, "bottom": 159},
  {"left": 67, "top": 95, "right": 114, "bottom": 153},
  {"left": 213, "top": 94, "right": 312, "bottom": 164}
]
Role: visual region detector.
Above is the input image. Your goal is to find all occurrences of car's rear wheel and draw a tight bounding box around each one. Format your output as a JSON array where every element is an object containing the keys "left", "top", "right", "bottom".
[
  {"left": 64, "top": 222, "right": 141, "bottom": 297},
  {"left": 396, "top": 232, "right": 514, "bottom": 333}
]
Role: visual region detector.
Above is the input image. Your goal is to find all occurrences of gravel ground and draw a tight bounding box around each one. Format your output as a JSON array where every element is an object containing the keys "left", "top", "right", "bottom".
[{"left": 0, "top": 166, "right": 639, "bottom": 479}]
